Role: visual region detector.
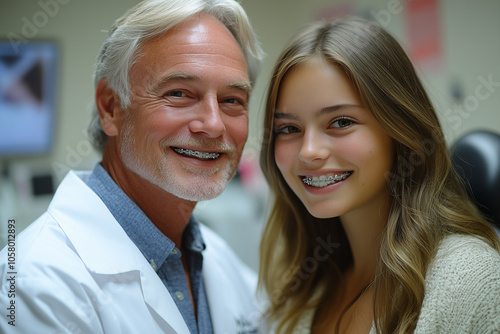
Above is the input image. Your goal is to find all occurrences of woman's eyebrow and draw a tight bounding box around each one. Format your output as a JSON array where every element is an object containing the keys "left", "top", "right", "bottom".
[
  {"left": 274, "top": 111, "right": 297, "bottom": 120},
  {"left": 317, "top": 104, "right": 362, "bottom": 116},
  {"left": 274, "top": 104, "right": 362, "bottom": 119}
]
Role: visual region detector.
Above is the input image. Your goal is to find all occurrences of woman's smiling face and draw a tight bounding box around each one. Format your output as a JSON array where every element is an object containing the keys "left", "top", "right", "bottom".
[{"left": 273, "top": 59, "right": 394, "bottom": 220}]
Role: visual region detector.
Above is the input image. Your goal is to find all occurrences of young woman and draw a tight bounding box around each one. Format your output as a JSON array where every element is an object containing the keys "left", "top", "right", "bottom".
[{"left": 258, "top": 17, "right": 500, "bottom": 334}]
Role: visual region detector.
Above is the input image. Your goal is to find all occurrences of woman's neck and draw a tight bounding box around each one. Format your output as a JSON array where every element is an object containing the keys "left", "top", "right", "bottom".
[{"left": 339, "top": 193, "right": 390, "bottom": 282}]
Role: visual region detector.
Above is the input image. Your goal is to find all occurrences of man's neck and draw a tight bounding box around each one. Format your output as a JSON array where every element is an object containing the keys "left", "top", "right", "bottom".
[{"left": 101, "top": 155, "right": 196, "bottom": 248}]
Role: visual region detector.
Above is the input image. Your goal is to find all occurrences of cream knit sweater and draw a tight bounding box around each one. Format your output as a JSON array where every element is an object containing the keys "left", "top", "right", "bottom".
[{"left": 289, "top": 234, "right": 500, "bottom": 334}]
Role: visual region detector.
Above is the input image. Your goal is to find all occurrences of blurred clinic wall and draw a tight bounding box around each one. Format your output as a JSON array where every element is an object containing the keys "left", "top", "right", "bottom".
[
  {"left": 1, "top": 0, "right": 499, "bottom": 270},
  {"left": 240, "top": 0, "right": 500, "bottom": 146}
]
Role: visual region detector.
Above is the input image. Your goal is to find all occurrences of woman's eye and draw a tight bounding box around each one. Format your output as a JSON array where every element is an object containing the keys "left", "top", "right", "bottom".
[
  {"left": 331, "top": 117, "right": 354, "bottom": 128},
  {"left": 274, "top": 125, "right": 300, "bottom": 134}
]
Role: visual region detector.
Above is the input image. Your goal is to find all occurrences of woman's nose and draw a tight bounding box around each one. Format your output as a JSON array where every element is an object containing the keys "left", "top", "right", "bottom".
[{"left": 298, "top": 130, "right": 330, "bottom": 165}]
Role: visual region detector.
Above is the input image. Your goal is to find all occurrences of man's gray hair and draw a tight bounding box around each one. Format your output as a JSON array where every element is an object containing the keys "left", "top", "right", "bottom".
[{"left": 88, "top": 0, "right": 263, "bottom": 152}]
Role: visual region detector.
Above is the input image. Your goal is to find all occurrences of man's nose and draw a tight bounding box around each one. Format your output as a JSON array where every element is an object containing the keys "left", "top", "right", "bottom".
[{"left": 188, "top": 96, "right": 226, "bottom": 138}]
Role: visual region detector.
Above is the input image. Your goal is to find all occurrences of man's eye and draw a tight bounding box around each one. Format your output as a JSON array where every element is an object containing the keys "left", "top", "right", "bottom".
[
  {"left": 222, "top": 97, "right": 246, "bottom": 107},
  {"left": 331, "top": 117, "right": 354, "bottom": 128},
  {"left": 224, "top": 98, "right": 237, "bottom": 104},
  {"left": 165, "top": 90, "right": 185, "bottom": 97}
]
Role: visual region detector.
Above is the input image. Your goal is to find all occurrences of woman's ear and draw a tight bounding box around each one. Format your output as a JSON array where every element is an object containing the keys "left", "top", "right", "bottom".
[{"left": 95, "top": 78, "right": 121, "bottom": 137}]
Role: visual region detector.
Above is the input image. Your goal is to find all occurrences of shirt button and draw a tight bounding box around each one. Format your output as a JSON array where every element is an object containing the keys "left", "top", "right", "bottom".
[
  {"left": 149, "top": 259, "right": 157, "bottom": 271},
  {"left": 171, "top": 248, "right": 178, "bottom": 255},
  {"left": 175, "top": 291, "right": 185, "bottom": 301}
]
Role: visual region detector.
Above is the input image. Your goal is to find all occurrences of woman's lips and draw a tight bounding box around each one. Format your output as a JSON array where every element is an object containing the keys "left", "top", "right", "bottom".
[{"left": 301, "top": 171, "right": 352, "bottom": 188}]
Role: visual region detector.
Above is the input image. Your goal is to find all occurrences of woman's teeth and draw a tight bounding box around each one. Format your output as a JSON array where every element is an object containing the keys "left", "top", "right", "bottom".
[
  {"left": 302, "top": 172, "right": 351, "bottom": 187},
  {"left": 173, "top": 148, "right": 220, "bottom": 160}
]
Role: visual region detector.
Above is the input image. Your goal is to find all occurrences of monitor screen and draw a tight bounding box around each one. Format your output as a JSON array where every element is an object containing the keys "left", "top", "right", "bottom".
[{"left": 0, "top": 41, "right": 58, "bottom": 157}]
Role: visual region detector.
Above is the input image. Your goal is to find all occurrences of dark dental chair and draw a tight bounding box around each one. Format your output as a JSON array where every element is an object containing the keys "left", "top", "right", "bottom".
[{"left": 450, "top": 130, "right": 500, "bottom": 229}]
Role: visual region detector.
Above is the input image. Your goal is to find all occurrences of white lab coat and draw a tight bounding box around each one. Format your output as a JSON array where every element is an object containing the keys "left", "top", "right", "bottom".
[{"left": 0, "top": 171, "right": 262, "bottom": 333}]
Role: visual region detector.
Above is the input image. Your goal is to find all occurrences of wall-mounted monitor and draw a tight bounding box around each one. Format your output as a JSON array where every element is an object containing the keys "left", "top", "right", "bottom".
[{"left": 0, "top": 41, "right": 58, "bottom": 157}]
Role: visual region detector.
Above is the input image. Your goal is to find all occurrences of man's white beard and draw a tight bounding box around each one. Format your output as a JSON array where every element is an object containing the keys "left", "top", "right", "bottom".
[{"left": 120, "top": 122, "right": 238, "bottom": 201}]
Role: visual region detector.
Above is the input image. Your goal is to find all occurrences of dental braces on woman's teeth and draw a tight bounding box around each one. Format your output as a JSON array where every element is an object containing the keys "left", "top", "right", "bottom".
[{"left": 302, "top": 172, "right": 352, "bottom": 187}]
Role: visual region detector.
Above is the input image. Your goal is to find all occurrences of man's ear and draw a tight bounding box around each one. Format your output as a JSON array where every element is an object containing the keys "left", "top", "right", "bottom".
[{"left": 95, "top": 78, "right": 122, "bottom": 137}]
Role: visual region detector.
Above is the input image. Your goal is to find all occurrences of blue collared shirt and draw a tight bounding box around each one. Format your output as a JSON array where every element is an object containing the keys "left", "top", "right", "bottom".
[{"left": 86, "top": 164, "right": 213, "bottom": 334}]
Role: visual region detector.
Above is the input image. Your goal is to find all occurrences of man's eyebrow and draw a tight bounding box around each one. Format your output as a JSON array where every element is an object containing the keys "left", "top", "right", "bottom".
[
  {"left": 149, "top": 72, "right": 198, "bottom": 92},
  {"left": 274, "top": 104, "right": 362, "bottom": 119},
  {"left": 228, "top": 81, "right": 252, "bottom": 95},
  {"left": 150, "top": 72, "right": 252, "bottom": 94}
]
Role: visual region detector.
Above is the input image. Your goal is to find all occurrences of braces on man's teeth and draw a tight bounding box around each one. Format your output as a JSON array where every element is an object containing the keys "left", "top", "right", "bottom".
[
  {"left": 174, "top": 148, "right": 220, "bottom": 160},
  {"left": 302, "top": 172, "right": 351, "bottom": 187}
]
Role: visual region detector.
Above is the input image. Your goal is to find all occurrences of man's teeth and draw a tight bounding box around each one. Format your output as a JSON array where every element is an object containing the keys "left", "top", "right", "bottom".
[
  {"left": 173, "top": 148, "right": 220, "bottom": 160},
  {"left": 302, "top": 172, "right": 351, "bottom": 187}
]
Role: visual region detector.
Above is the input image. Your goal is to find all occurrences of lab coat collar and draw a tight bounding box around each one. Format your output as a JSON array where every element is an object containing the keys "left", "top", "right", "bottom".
[
  {"left": 47, "top": 170, "right": 190, "bottom": 334},
  {"left": 48, "top": 170, "right": 145, "bottom": 274}
]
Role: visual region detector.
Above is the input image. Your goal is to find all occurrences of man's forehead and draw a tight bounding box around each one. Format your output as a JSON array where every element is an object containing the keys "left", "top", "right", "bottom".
[
  {"left": 146, "top": 13, "right": 241, "bottom": 52},
  {"left": 134, "top": 14, "right": 246, "bottom": 67}
]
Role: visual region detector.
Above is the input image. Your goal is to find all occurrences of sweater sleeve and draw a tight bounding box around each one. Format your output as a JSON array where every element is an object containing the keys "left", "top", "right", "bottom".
[{"left": 414, "top": 235, "right": 500, "bottom": 333}]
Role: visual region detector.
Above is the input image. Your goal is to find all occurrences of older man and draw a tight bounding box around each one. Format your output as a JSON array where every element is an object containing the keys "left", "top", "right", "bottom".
[{"left": 0, "top": 0, "right": 264, "bottom": 333}]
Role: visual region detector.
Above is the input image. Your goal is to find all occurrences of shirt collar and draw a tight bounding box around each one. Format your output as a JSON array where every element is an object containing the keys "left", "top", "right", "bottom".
[
  {"left": 85, "top": 164, "right": 176, "bottom": 271},
  {"left": 183, "top": 216, "right": 206, "bottom": 253}
]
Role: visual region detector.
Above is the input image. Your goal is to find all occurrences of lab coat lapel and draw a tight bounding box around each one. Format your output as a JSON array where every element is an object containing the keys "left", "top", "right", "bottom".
[
  {"left": 203, "top": 252, "right": 233, "bottom": 333},
  {"left": 48, "top": 171, "right": 190, "bottom": 334},
  {"left": 139, "top": 262, "right": 190, "bottom": 334},
  {"left": 200, "top": 224, "right": 262, "bottom": 333}
]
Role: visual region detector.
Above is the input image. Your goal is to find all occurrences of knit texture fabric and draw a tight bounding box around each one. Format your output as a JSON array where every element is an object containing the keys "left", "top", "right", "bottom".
[{"left": 290, "top": 234, "right": 500, "bottom": 333}]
